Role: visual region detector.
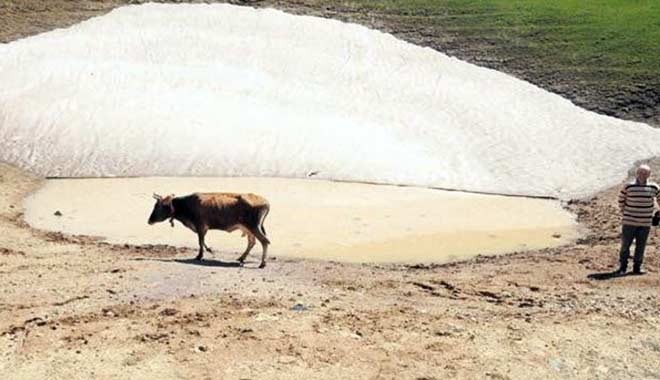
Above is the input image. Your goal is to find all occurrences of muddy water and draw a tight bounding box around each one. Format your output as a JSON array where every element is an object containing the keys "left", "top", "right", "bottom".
[{"left": 24, "top": 177, "right": 579, "bottom": 264}]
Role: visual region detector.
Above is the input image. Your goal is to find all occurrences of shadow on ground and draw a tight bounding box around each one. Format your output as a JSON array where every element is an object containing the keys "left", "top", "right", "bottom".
[
  {"left": 587, "top": 271, "right": 645, "bottom": 280},
  {"left": 132, "top": 257, "right": 252, "bottom": 268}
]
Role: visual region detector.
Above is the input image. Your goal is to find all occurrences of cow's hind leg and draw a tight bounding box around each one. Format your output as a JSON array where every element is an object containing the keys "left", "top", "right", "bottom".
[
  {"left": 203, "top": 241, "right": 213, "bottom": 253},
  {"left": 249, "top": 227, "right": 270, "bottom": 269},
  {"left": 254, "top": 206, "right": 270, "bottom": 268},
  {"left": 195, "top": 228, "right": 208, "bottom": 261},
  {"left": 237, "top": 231, "right": 256, "bottom": 266}
]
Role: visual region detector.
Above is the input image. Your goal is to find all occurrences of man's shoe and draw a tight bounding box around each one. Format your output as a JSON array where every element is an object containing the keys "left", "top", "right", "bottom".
[
  {"left": 633, "top": 266, "right": 644, "bottom": 275},
  {"left": 616, "top": 267, "right": 627, "bottom": 276}
]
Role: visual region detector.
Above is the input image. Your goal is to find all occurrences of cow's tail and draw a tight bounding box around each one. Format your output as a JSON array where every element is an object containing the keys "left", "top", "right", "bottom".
[{"left": 258, "top": 204, "right": 270, "bottom": 244}]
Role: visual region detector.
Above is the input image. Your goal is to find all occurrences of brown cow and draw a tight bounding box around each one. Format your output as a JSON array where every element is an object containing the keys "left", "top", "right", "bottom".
[{"left": 148, "top": 192, "right": 271, "bottom": 268}]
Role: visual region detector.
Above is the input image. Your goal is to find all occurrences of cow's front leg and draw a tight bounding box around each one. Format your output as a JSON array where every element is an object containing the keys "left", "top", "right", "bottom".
[
  {"left": 195, "top": 228, "right": 208, "bottom": 260},
  {"left": 237, "top": 232, "right": 256, "bottom": 266}
]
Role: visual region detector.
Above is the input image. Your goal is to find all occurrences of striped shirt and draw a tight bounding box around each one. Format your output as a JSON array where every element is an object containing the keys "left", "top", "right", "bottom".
[{"left": 618, "top": 180, "right": 660, "bottom": 226}]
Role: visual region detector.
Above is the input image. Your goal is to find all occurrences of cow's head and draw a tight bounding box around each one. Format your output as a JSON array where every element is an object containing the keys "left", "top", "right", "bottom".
[{"left": 148, "top": 193, "right": 175, "bottom": 225}]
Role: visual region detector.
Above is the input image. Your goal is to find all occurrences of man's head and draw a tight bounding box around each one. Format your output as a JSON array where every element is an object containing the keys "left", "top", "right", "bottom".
[
  {"left": 148, "top": 193, "right": 175, "bottom": 225},
  {"left": 636, "top": 164, "right": 651, "bottom": 183}
]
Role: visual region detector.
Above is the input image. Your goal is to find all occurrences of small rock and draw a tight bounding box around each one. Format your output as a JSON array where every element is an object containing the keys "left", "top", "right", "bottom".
[
  {"left": 549, "top": 358, "right": 562, "bottom": 371},
  {"left": 279, "top": 355, "right": 297, "bottom": 364},
  {"left": 254, "top": 313, "right": 279, "bottom": 322},
  {"left": 160, "top": 308, "right": 179, "bottom": 317},
  {"left": 197, "top": 345, "right": 207, "bottom": 352},
  {"left": 596, "top": 365, "right": 609, "bottom": 374},
  {"left": 291, "top": 303, "right": 308, "bottom": 312},
  {"left": 642, "top": 340, "right": 660, "bottom": 352},
  {"left": 54, "top": 211, "right": 62, "bottom": 216},
  {"left": 102, "top": 309, "right": 115, "bottom": 318}
]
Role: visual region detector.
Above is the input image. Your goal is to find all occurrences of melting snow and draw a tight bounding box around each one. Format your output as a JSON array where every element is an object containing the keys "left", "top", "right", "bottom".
[{"left": 1, "top": 3, "right": 658, "bottom": 198}]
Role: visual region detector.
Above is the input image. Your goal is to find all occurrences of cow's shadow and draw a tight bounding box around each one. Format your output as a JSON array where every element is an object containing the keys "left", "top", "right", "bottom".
[
  {"left": 173, "top": 258, "right": 244, "bottom": 268},
  {"left": 132, "top": 257, "right": 250, "bottom": 268}
]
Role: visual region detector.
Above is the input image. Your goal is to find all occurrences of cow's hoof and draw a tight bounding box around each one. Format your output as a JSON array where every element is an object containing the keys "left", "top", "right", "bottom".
[
  {"left": 237, "top": 260, "right": 245, "bottom": 267},
  {"left": 258, "top": 262, "right": 266, "bottom": 269},
  {"left": 194, "top": 255, "right": 203, "bottom": 261},
  {"left": 205, "top": 248, "right": 213, "bottom": 253}
]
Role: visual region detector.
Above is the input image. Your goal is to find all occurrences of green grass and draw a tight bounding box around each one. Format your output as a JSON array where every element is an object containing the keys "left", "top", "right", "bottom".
[{"left": 316, "top": 0, "right": 660, "bottom": 80}]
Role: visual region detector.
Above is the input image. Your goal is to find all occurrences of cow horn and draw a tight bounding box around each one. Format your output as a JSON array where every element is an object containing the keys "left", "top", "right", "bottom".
[{"left": 152, "top": 193, "right": 161, "bottom": 200}]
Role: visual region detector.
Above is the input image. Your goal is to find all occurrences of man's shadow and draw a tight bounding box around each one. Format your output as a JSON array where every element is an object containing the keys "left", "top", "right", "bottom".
[{"left": 587, "top": 271, "right": 644, "bottom": 280}]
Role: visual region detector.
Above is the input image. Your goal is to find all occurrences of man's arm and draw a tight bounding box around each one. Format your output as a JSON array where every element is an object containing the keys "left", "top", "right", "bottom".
[{"left": 618, "top": 185, "right": 627, "bottom": 212}]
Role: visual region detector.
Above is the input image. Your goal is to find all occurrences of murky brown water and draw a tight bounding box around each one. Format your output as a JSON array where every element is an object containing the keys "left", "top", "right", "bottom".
[{"left": 24, "top": 177, "right": 579, "bottom": 264}]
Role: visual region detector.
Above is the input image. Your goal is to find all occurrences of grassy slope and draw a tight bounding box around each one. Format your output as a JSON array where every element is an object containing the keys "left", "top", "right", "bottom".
[
  {"left": 357, "top": 0, "right": 660, "bottom": 76},
  {"left": 297, "top": 0, "right": 660, "bottom": 124}
]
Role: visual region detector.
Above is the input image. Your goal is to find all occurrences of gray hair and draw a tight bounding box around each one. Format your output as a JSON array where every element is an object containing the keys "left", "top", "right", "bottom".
[{"left": 638, "top": 164, "right": 651, "bottom": 173}]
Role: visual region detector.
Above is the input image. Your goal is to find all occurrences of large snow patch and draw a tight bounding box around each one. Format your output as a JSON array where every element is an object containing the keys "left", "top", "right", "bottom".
[{"left": 1, "top": 3, "right": 658, "bottom": 198}]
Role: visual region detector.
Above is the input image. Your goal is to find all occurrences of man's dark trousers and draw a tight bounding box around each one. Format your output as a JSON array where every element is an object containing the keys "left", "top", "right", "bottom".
[{"left": 619, "top": 225, "right": 651, "bottom": 272}]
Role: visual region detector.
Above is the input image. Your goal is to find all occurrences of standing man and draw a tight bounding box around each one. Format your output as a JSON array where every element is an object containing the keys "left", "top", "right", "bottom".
[{"left": 617, "top": 164, "right": 659, "bottom": 275}]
